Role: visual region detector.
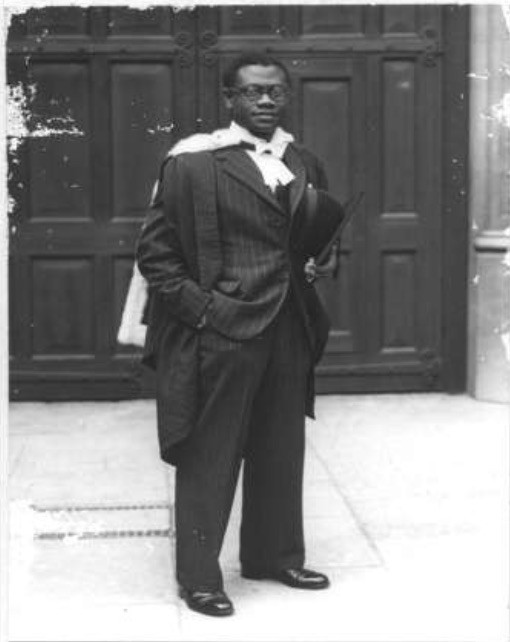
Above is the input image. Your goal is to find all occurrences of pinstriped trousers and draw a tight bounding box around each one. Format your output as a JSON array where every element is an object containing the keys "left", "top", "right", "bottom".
[{"left": 174, "top": 289, "right": 312, "bottom": 591}]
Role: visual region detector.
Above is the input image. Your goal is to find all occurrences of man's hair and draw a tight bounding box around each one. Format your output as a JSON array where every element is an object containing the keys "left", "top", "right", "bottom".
[{"left": 222, "top": 51, "right": 291, "bottom": 88}]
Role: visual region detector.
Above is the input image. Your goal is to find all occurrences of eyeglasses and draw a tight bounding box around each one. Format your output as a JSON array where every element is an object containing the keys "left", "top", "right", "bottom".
[{"left": 228, "top": 84, "right": 290, "bottom": 103}]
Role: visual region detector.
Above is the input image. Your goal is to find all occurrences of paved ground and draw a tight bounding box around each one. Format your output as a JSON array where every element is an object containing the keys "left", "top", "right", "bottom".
[{"left": 7, "top": 393, "right": 509, "bottom": 642}]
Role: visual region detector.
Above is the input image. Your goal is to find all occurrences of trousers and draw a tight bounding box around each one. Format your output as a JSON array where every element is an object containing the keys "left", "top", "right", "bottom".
[{"left": 174, "top": 290, "right": 312, "bottom": 591}]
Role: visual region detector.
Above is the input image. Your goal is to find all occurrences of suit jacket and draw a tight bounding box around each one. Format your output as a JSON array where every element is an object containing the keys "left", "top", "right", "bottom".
[{"left": 136, "top": 142, "right": 330, "bottom": 464}]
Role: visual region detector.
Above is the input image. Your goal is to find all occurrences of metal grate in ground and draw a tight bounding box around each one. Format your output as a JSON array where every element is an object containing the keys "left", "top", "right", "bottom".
[{"left": 28, "top": 502, "right": 174, "bottom": 541}]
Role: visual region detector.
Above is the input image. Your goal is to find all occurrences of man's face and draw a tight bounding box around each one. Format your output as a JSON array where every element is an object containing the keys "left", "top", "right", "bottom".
[{"left": 223, "top": 65, "right": 289, "bottom": 140}]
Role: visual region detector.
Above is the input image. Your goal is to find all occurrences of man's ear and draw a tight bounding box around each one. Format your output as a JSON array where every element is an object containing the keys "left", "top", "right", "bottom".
[{"left": 222, "top": 88, "right": 234, "bottom": 110}]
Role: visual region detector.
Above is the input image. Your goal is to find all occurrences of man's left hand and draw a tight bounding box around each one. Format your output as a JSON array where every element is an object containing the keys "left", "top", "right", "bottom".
[{"left": 304, "top": 245, "right": 339, "bottom": 283}]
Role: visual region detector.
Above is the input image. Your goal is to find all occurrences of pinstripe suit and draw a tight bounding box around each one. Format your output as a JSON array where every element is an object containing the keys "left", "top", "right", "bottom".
[{"left": 137, "top": 140, "right": 330, "bottom": 591}]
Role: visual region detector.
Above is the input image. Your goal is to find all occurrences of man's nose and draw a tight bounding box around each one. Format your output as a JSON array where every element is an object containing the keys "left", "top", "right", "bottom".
[{"left": 257, "top": 90, "right": 275, "bottom": 105}]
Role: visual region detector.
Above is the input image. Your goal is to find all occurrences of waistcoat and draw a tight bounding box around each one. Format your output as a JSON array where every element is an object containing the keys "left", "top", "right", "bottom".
[{"left": 206, "top": 152, "right": 294, "bottom": 340}]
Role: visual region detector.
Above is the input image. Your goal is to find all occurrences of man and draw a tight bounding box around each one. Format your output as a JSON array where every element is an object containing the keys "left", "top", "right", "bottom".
[{"left": 136, "top": 51, "right": 340, "bottom": 617}]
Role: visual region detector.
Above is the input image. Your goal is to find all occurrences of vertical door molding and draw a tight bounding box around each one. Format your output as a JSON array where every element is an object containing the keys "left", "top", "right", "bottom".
[{"left": 441, "top": 6, "right": 470, "bottom": 393}]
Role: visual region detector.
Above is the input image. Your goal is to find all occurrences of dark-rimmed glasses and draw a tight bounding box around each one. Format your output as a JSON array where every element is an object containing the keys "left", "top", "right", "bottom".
[{"left": 228, "top": 84, "right": 290, "bottom": 104}]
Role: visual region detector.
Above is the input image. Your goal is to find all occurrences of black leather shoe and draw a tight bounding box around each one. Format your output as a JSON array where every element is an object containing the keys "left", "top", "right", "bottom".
[
  {"left": 242, "top": 567, "right": 330, "bottom": 590},
  {"left": 179, "top": 587, "right": 234, "bottom": 617}
]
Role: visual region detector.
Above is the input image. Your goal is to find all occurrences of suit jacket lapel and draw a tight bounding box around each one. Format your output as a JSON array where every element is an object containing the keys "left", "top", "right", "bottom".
[
  {"left": 216, "top": 148, "right": 284, "bottom": 214},
  {"left": 283, "top": 144, "right": 307, "bottom": 217}
]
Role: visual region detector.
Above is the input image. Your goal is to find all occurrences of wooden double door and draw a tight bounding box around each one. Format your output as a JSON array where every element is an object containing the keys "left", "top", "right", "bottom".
[{"left": 8, "top": 5, "right": 468, "bottom": 399}]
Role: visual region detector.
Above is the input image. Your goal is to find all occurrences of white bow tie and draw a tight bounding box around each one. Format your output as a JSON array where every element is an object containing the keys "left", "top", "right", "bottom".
[
  {"left": 245, "top": 148, "right": 295, "bottom": 191},
  {"left": 251, "top": 141, "right": 284, "bottom": 158}
]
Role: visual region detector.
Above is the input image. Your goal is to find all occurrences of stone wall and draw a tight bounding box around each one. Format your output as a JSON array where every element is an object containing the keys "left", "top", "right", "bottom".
[{"left": 468, "top": 5, "right": 510, "bottom": 402}]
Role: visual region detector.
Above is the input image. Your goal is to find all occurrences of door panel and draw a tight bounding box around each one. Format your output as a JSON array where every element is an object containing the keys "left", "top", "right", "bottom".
[
  {"left": 301, "top": 6, "right": 365, "bottom": 34},
  {"left": 219, "top": 6, "right": 284, "bottom": 35},
  {"left": 29, "top": 62, "right": 91, "bottom": 222},
  {"left": 108, "top": 6, "right": 175, "bottom": 36},
  {"left": 31, "top": 257, "right": 95, "bottom": 357},
  {"left": 8, "top": 5, "right": 465, "bottom": 399},
  {"left": 110, "top": 62, "right": 175, "bottom": 220},
  {"left": 25, "top": 6, "right": 89, "bottom": 36},
  {"left": 383, "top": 6, "right": 419, "bottom": 34},
  {"left": 383, "top": 61, "right": 416, "bottom": 212}
]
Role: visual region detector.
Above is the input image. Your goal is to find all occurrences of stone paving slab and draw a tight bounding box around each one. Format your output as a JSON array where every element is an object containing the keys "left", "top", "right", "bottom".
[
  {"left": 9, "top": 400, "right": 168, "bottom": 505},
  {"left": 9, "top": 603, "right": 181, "bottom": 642},
  {"left": 312, "top": 393, "right": 509, "bottom": 545},
  {"left": 10, "top": 536, "right": 176, "bottom": 608}
]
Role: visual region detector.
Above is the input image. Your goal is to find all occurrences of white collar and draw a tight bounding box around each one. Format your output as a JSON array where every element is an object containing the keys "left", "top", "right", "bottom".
[{"left": 228, "top": 122, "right": 294, "bottom": 159}]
